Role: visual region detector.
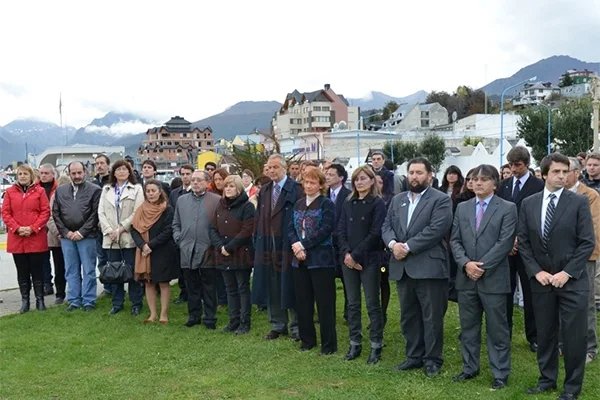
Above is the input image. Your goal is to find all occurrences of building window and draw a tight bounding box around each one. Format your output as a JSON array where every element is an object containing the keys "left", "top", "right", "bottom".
[
  {"left": 177, "top": 149, "right": 182, "bottom": 153},
  {"left": 174, "top": 141, "right": 179, "bottom": 145},
  {"left": 313, "top": 106, "right": 321, "bottom": 111},
  {"left": 322, "top": 106, "right": 330, "bottom": 111},
  {"left": 167, "top": 141, "right": 172, "bottom": 146},
  {"left": 421, "top": 119, "right": 430, "bottom": 128},
  {"left": 204, "top": 133, "right": 207, "bottom": 139},
  {"left": 421, "top": 111, "right": 430, "bottom": 118},
  {"left": 207, "top": 141, "right": 212, "bottom": 146},
  {"left": 312, "top": 116, "right": 331, "bottom": 123},
  {"left": 538, "top": 89, "right": 544, "bottom": 93},
  {"left": 182, "top": 133, "right": 187, "bottom": 137}
]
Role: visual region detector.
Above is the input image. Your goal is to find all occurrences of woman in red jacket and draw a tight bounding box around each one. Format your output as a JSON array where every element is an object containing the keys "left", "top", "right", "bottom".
[{"left": 1, "top": 164, "right": 50, "bottom": 313}]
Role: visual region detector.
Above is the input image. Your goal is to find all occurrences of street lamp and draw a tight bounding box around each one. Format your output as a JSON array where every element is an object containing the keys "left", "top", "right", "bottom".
[
  {"left": 500, "top": 76, "right": 537, "bottom": 166},
  {"left": 537, "top": 103, "right": 552, "bottom": 155},
  {"left": 356, "top": 112, "right": 383, "bottom": 166}
]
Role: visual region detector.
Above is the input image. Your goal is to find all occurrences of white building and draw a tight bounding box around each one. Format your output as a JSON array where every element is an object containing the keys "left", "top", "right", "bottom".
[
  {"left": 33, "top": 144, "right": 125, "bottom": 170},
  {"left": 512, "top": 82, "right": 560, "bottom": 107},
  {"left": 381, "top": 103, "right": 448, "bottom": 131}
]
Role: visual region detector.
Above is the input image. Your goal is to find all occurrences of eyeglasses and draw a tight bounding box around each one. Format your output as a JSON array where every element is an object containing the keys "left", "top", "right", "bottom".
[
  {"left": 191, "top": 178, "right": 206, "bottom": 182},
  {"left": 205, "top": 168, "right": 215, "bottom": 172}
]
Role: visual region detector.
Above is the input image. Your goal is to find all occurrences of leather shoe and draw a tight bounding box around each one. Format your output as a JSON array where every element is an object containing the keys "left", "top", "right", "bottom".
[
  {"left": 344, "top": 345, "right": 362, "bottom": 361},
  {"left": 131, "top": 307, "right": 141, "bottom": 316},
  {"left": 173, "top": 297, "right": 186, "bottom": 305},
  {"left": 183, "top": 320, "right": 201, "bottom": 328},
  {"left": 65, "top": 304, "right": 79, "bottom": 312},
  {"left": 452, "top": 371, "right": 479, "bottom": 382},
  {"left": 83, "top": 305, "right": 94, "bottom": 312},
  {"left": 558, "top": 393, "right": 577, "bottom": 400},
  {"left": 367, "top": 347, "right": 382, "bottom": 365},
  {"left": 290, "top": 332, "right": 301, "bottom": 342},
  {"left": 204, "top": 323, "right": 216, "bottom": 330},
  {"left": 221, "top": 323, "right": 240, "bottom": 333},
  {"left": 319, "top": 349, "right": 336, "bottom": 356},
  {"left": 526, "top": 385, "right": 557, "bottom": 395},
  {"left": 108, "top": 307, "right": 122, "bottom": 315},
  {"left": 299, "top": 345, "right": 315, "bottom": 352},
  {"left": 491, "top": 379, "right": 507, "bottom": 390},
  {"left": 264, "top": 330, "right": 284, "bottom": 340},
  {"left": 394, "top": 359, "right": 424, "bottom": 371},
  {"left": 425, "top": 364, "right": 441, "bottom": 377},
  {"left": 529, "top": 342, "right": 538, "bottom": 352}
]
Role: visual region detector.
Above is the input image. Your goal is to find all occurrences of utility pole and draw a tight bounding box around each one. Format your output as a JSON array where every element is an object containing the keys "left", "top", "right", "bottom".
[{"left": 593, "top": 76, "right": 600, "bottom": 152}]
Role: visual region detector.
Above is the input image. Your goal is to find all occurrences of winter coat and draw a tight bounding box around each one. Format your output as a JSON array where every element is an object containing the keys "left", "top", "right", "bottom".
[
  {"left": 46, "top": 193, "right": 61, "bottom": 248},
  {"left": 1, "top": 183, "right": 50, "bottom": 254},
  {"left": 209, "top": 192, "right": 255, "bottom": 270},
  {"left": 98, "top": 183, "right": 144, "bottom": 249}
]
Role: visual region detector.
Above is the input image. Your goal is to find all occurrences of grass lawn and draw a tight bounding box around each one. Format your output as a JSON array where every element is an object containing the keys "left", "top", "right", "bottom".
[{"left": 1, "top": 283, "right": 599, "bottom": 400}]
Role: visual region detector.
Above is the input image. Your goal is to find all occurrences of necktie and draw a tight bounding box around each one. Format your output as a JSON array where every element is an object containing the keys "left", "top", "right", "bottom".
[
  {"left": 330, "top": 190, "right": 336, "bottom": 203},
  {"left": 475, "top": 200, "right": 485, "bottom": 231},
  {"left": 272, "top": 183, "right": 281, "bottom": 210},
  {"left": 543, "top": 193, "right": 556, "bottom": 247},
  {"left": 512, "top": 179, "right": 521, "bottom": 201}
]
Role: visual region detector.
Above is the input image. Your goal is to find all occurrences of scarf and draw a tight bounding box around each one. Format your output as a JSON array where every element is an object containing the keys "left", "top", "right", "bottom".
[{"left": 132, "top": 200, "right": 167, "bottom": 281}]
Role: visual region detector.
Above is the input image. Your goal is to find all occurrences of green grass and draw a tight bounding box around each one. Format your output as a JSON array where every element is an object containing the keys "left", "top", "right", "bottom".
[{"left": 1, "top": 284, "right": 599, "bottom": 400}]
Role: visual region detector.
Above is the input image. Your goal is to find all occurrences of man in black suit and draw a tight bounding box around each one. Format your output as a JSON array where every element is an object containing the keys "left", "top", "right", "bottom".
[
  {"left": 496, "top": 146, "right": 544, "bottom": 352},
  {"left": 140, "top": 159, "right": 172, "bottom": 196},
  {"left": 518, "top": 153, "right": 595, "bottom": 399},
  {"left": 325, "top": 163, "right": 351, "bottom": 320}
]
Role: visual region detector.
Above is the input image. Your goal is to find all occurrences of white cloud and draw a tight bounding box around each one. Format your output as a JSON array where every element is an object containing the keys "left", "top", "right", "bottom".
[{"left": 84, "top": 121, "right": 158, "bottom": 137}]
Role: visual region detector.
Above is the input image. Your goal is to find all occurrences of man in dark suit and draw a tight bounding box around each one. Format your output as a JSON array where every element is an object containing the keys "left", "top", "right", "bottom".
[
  {"left": 140, "top": 159, "right": 171, "bottom": 196},
  {"left": 450, "top": 164, "right": 517, "bottom": 390},
  {"left": 370, "top": 151, "right": 394, "bottom": 198},
  {"left": 496, "top": 146, "right": 544, "bottom": 352},
  {"left": 382, "top": 157, "right": 453, "bottom": 377},
  {"left": 325, "top": 163, "right": 351, "bottom": 320},
  {"left": 168, "top": 164, "right": 194, "bottom": 304},
  {"left": 252, "top": 154, "right": 304, "bottom": 341},
  {"left": 518, "top": 153, "right": 595, "bottom": 399}
]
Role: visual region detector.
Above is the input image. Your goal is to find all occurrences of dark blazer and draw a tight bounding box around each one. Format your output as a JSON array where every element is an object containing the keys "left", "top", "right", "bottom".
[
  {"left": 252, "top": 177, "right": 304, "bottom": 309},
  {"left": 451, "top": 195, "right": 517, "bottom": 294},
  {"left": 337, "top": 193, "right": 387, "bottom": 269},
  {"left": 381, "top": 188, "right": 453, "bottom": 281},
  {"left": 518, "top": 189, "right": 595, "bottom": 292},
  {"left": 497, "top": 175, "right": 544, "bottom": 213},
  {"left": 288, "top": 195, "right": 335, "bottom": 269},
  {"left": 328, "top": 185, "right": 351, "bottom": 241},
  {"left": 168, "top": 186, "right": 190, "bottom": 209},
  {"left": 209, "top": 192, "right": 255, "bottom": 270}
]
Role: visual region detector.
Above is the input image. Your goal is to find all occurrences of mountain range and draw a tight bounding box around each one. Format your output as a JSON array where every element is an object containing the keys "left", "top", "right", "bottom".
[{"left": 1, "top": 55, "right": 597, "bottom": 166}]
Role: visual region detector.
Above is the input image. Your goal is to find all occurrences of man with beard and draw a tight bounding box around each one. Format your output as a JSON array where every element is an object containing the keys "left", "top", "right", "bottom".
[
  {"left": 53, "top": 162, "right": 101, "bottom": 311},
  {"left": 382, "top": 157, "right": 453, "bottom": 377}
]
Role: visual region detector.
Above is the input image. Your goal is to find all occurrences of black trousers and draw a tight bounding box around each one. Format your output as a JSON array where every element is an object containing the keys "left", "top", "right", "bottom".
[
  {"left": 14, "top": 252, "right": 46, "bottom": 288},
  {"left": 50, "top": 247, "right": 66, "bottom": 298},
  {"left": 222, "top": 269, "right": 252, "bottom": 327},
  {"left": 532, "top": 289, "right": 588, "bottom": 396},
  {"left": 507, "top": 253, "right": 537, "bottom": 344},
  {"left": 215, "top": 270, "right": 228, "bottom": 306},
  {"left": 183, "top": 268, "right": 216, "bottom": 325},
  {"left": 175, "top": 250, "right": 187, "bottom": 300},
  {"left": 293, "top": 266, "right": 337, "bottom": 353}
]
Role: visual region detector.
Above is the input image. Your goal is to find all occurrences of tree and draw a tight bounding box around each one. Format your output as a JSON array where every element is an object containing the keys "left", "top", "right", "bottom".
[
  {"left": 463, "top": 136, "right": 483, "bottom": 146},
  {"left": 230, "top": 132, "right": 300, "bottom": 177},
  {"left": 382, "top": 101, "right": 400, "bottom": 121},
  {"left": 553, "top": 98, "right": 593, "bottom": 156},
  {"left": 559, "top": 72, "right": 574, "bottom": 88},
  {"left": 517, "top": 106, "right": 553, "bottom": 164},
  {"left": 383, "top": 140, "right": 420, "bottom": 167},
  {"left": 418, "top": 135, "right": 446, "bottom": 172},
  {"left": 426, "top": 86, "right": 492, "bottom": 123}
]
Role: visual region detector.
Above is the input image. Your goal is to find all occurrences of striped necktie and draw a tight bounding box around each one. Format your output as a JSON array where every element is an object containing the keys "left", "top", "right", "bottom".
[
  {"left": 272, "top": 183, "right": 281, "bottom": 210},
  {"left": 542, "top": 193, "right": 556, "bottom": 247}
]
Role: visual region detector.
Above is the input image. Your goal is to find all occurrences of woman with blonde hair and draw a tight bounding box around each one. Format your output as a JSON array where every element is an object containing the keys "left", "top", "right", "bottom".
[
  {"left": 337, "top": 165, "right": 386, "bottom": 364},
  {"left": 209, "top": 175, "right": 255, "bottom": 334}
]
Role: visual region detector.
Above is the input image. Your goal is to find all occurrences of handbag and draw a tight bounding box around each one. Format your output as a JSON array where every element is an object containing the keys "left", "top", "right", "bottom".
[{"left": 99, "top": 243, "right": 134, "bottom": 284}]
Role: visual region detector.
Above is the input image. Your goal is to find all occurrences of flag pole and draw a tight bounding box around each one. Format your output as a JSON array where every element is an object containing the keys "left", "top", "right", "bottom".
[{"left": 59, "top": 93, "right": 63, "bottom": 165}]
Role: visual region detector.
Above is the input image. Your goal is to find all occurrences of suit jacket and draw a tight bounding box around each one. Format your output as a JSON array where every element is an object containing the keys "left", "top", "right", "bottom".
[
  {"left": 576, "top": 183, "right": 600, "bottom": 261},
  {"left": 328, "top": 186, "right": 351, "bottom": 241},
  {"left": 497, "top": 175, "right": 544, "bottom": 213},
  {"left": 381, "top": 188, "right": 453, "bottom": 281},
  {"left": 518, "top": 189, "right": 595, "bottom": 292},
  {"left": 450, "top": 195, "right": 517, "bottom": 294}
]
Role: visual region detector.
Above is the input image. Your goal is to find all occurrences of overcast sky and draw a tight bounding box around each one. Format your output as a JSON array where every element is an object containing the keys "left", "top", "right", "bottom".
[{"left": 0, "top": 0, "right": 598, "bottom": 128}]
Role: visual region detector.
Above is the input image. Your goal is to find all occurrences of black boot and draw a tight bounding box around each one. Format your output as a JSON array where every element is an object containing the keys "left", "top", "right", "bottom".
[
  {"left": 33, "top": 281, "right": 46, "bottom": 311},
  {"left": 344, "top": 345, "right": 362, "bottom": 361},
  {"left": 18, "top": 280, "right": 31, "bottom": 313},
  {"left": 367, "top": 347, "right": 382, "bottom": 365}
]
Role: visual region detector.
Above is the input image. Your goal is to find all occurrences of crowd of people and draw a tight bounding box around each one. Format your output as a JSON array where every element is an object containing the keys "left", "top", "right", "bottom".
[{"left": 2, "top": 147, "right": 600, "bottom": 400}]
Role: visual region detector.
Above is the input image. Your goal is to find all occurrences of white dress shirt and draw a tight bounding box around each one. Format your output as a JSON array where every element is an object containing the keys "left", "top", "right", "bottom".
[{"left": 541, "top": 187, "right": 563, "bottom": 233}]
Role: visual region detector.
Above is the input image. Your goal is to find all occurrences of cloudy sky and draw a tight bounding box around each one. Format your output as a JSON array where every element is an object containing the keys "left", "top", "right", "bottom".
[{"left": 0, "top": 0, "right": 598, "bottom": 128}]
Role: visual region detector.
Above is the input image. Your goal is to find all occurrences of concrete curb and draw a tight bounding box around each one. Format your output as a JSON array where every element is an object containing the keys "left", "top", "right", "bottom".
[{"left": 0, "top": 242, "right": 5, "bottom": 250}]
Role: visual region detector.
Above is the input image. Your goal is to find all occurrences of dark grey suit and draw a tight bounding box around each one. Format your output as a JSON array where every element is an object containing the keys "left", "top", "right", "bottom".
[
  {"left": 518, "top": 189, "right": 595, "bottom": 396},
  {"left": 450, "top": 195, "right": 517, "bottom": 380},
  {"left": 382, "top": 188, "right": 453, "bottom": 367}
]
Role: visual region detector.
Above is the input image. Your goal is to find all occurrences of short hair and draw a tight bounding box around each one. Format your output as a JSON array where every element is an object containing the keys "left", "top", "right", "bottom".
[
  {"left": 142, "top": 159, "right": 157, "bottom": 171},
  {"left": 407, "top": 157, "right": 433, "bottom": 174},
  {"left": 242, "top": 169, "right": 255, "bottom": 180},
  {"left": 289, "top": 161, "right": 300, "bottom": 168},
  {"left": 371, "top": 150, "right": 385, "bottom": 159},
  {"left": 222, "top": 175, "right": 245, "bottom": 197},
  {"left": 95, "top": 154, "right": 110, "bottom": 164},
  {"left": 506, "top": 146, "right": 530, "bottom": 166},
  {"left": 255, "top": 175, "right": 271, "bottom": 186},
  {"left": 302, "top": 168, "right": 327, "bottom": 195},
  {"left": 471, "top": 164, "right": 500, "bottom": 188},
  {"left": 540, "top": 153, "right": 570, "bottom": 176},
  {"left": 39, "top": 163, "right": 57, "bottom": 178},
  {"left": 180, "top": 164, "right": 195, "bottom": 174},
  {"left": 577, "top": 152, "right": 588, "bottom": 159},
  {"left": 204, "top": 161, "right": 217, "bottom": 170},
  {"left": 568, "top": 156, "right": 581, "bottom": 171},
  {"left": 268, "top": 154, "right": 287, "bottom": 168},
  {"left": 326, "top": 163, "right": 348, "bottom": 184},
  {"left": 109, "top": 159, "right": 138, "bottom": 185},
  {"left": 170, "top": 177, "right": 183, "bottom": 190},
  {"left": 67, "top": 161, "right": 86, "bottom": 173},
  {"left": 16, "top": 164, "right": 36, "bottom": 185},
  {"left": 212, "top": 168, "right": 229, "bottom": 181},
  {"left": 586, "top": 152, "right": 600, "bottom": 162},
  {"left": 142, "top": 178, "right": 167, "bottom": 204},
  {"left": 193, "top": 170, "right": 211, "bottom": 181}
]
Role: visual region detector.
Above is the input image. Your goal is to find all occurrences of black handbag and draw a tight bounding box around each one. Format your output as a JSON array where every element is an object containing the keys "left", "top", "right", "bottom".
[{"left": 99, "top": 244, "right": 134, "bottom": 284}]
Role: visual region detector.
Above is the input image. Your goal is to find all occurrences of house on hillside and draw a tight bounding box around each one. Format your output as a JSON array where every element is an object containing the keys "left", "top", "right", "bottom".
[
  {"left": 512, "top": 82, "right": 560, "bottom": 107},
  {"left": 381, "top": 103, "right": 448, "bottom": 131}
]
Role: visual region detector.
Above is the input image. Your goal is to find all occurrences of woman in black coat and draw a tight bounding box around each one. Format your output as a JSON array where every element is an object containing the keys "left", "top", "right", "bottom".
[
  {"left": 209, "top": 175, "right": 255, "bottom": 334},
  {"left": 289, "top": 168, "right": 337, "bottom": 355},
  {"left": 338, "top": 165, "right": 387, "bottom": 365},
  {"left": 131, "top": 179, "right": 178, "bottom": 324}
]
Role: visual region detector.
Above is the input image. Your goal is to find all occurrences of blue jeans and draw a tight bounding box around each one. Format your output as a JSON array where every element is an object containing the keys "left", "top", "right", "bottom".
[
  {"left": 107, "top": 248, "right": 143, "bottom": 310},
  {"left": 61, "top": 237, "right": 97, "bottom": 308},
  {"left": 97, "top": 234, "right": 116, "bottom": 295}
]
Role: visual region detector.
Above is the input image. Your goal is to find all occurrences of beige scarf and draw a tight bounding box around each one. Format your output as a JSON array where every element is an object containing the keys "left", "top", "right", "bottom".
[{"left": 132, "top": 200, "right": 167, "bottom": 281}]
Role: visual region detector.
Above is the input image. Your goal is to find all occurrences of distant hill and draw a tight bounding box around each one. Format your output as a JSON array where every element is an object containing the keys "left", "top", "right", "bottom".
[
  {"left": 481, "top": 55, "right": 600, "bottom": 96},
  {"left": 347, "top": 90, "right": 429, "bottom": 110},
  {"left": 192, "top": 101, "right": 281, "bottom": 140}
]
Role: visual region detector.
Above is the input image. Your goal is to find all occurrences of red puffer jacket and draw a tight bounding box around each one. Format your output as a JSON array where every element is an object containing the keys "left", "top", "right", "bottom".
[{"left": 1, "top": 183, "right": 50, "bottom": 254}]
